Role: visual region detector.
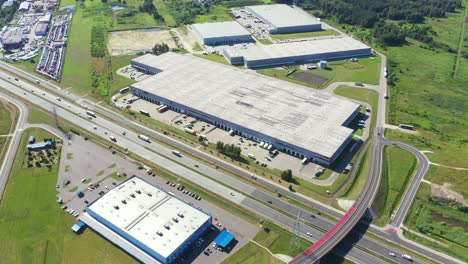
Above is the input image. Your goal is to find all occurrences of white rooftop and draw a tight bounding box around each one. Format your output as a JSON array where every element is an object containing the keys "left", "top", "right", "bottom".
[
  {"left": 131, "top": 53, "right": 359, "bottom": 158},
  {"left": 87, "top": 177, "right": 211, "bottom": 259},
  {"left": 246, "top": 4, "right": 320, "bottom": 29},
  {"left": 226, "top": 37, "right": 371, "bottom": 61},
  {"left": 192, "top": 21, "right": 251, "bottom": 39}
]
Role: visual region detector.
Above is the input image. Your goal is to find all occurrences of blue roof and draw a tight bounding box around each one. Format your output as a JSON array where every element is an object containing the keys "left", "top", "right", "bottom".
[
  {"left": 27, "top": 141, "right": 52, "bottom": 149},
  {"left": 214, "top": 230, "right": 235, "bottom": 248},
  {"left": 71, "top": 221, "right": 86, "bottom": 232}
]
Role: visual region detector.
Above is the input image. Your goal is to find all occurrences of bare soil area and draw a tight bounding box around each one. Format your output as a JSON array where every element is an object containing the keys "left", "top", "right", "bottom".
[{"left": 107, "top": 29, "right": 178, "bottom": 56}]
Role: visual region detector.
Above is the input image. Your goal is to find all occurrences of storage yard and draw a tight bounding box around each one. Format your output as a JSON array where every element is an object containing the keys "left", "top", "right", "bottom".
[
  {"left": 107, "top": 28, "right": 178, "bottom": 56},
  {"left": 129, "top": 53, "right": 360, "bottom": 166},
  {"left": 35, "top": 14, "right": 72, "bottom": 80}
]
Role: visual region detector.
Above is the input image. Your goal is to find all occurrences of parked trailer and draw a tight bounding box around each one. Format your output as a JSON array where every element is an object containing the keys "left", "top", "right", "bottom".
[
  {"left": 119, "top": 87, "right": 129, "bottom": 94},
  {"left": 86, "top": 110, "right": 96, "bottom": 117},
  {"left": 139, "top": 110, "right": 150, "bottom": 116},
  {"left": 138, "top": 134, "right": 150, "bottom": 142},
  {"left": 259, "top": 142, "right": 265, "bottom": 148},
  {"left": 184, "top": 127, "right": 196, "bottom": 135},
  {"left": 247, "top": 153, "right": 255, "bottom": 159},
  {"left": 158, "top": 105, "right": 168, "bottom": 113},
  {"left": 267, "top": 144, "right": 273, "bottom": 151},
  {"left": 302, "top": 157, "right": 308, "bottom": 165}
]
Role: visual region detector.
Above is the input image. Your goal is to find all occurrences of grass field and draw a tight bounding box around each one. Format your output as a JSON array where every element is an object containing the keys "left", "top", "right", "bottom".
[
  {"left": 59, "top": 0, "right": 94, "bottom": 94},
  {"left": 0, "top": 100, "right": 13, "bottom": 135},
  {"left": 425, "top": 166, "right": 468, "bottom": 200},
  {"left": 258, "top": 57, "right": 380, "bottom": 90},
  {"left": 404, "top": 184, "right": 468, "bottom": 261},
  {"left": 153, "top": 0, "right": 177, "bottom": 27},
  {"left": 271, "top": 29, "right": 340, "bottom": 40},
  {"left": 221, "top": 242, "right": 283, "bottom": 264},
  {"left": 195, "top": 5, "right": 234, "bottom": 23},
  {"left": 254, "top": 222, "right": 310, "bottom": 256},
  {"left": 371, "top": 146, "right": 417, "bottom": 226},
  {"left": 194, "top": 53, "right": 232, "bottom": 65},
  {"left": 0, "top": 127, "right": 136, "bottom": 264},
  {"left": 383, "top": 4, "right": 468, "bottom": 167}
]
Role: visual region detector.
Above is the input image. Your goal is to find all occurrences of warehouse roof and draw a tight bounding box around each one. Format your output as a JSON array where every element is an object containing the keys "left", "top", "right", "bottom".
[
  {"left": 86, "top": 177, "right": 211, "bottom": 259},
  {"left": 246, "top": 4, "right": 320, "bottom": 29},
  {"left": 225, "top": 37, "right": 371, "bottom": 61},
  {"left": 131, "top": 53, "right": 359, "bottom": 158},
  {"left": 192, "top": 21, "right": 251, "bottom": 39}
]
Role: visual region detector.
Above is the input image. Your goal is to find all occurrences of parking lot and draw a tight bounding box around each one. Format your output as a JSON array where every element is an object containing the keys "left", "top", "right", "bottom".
[
  {"left": 57, "top": 134, "right": 258, "bottom": 263},
  {"left": 116, "top": 65, "right": 153, "bottom": 82},
  {"left": 115, "top": 93, "right": 327, "bottom": 181}
]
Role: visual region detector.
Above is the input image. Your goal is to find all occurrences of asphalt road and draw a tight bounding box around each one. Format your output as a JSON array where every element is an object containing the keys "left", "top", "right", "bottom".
[
  {"left": 0, "top": 93, "right": 27, "bottom": 201},
  {"left": 0, "top": 60, "right": 462, "bottom": 264},
  {"left": 0, "top": 71, "right": 390, "bottom": 264}
]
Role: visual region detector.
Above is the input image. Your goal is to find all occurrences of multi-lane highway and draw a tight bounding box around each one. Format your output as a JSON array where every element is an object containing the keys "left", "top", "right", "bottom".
[{"left": 0, "top": 59, "right": 462, "bottom": 264}]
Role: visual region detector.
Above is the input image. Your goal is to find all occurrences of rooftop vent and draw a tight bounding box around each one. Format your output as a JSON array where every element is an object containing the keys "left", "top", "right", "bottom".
[
  {"left": 147, "top": 192, "right": 152, "bottom": 197},
  {"left": 114, "top": 205, "right": 120, "bottom": 210},
  {"left": 136, "top": 190, "right": 141, "bottom": 194},
  {"left": 130, "top": 194, "right": 135, "bottom": 198},
  {"left": 121, "top": 200, "right": 127, "bottom": 204}
]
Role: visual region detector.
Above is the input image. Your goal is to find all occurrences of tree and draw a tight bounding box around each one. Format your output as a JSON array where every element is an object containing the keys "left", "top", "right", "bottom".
[
  {"left": 152, "top": 43, "right": 169, "bottom": 55},
  {"left": 288, "top": 184, "right": 294, "bottom": 192},
  {"left": 198, "top": 135, "right": 204, "bottom": 142},
  {"left": 281, "top": 169, "right": 293, "bottom": 182}
]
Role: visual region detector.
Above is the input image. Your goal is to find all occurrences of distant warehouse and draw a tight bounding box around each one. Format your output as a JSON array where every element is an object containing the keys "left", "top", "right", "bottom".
[
  {"left": 130, "top": 53, "right": 360, "bottom": 165},
  {"left": 192, "top": 21, "right": 253, "bottom": 46},
  {"left": 245, "top": 4, "right": 321, "bottom": 34},
  {"left": 80, "top": 176, "right": 212, "bottom": 264},
  {"left": 223, "top": 37, "right": 372, "bottom": 68}
]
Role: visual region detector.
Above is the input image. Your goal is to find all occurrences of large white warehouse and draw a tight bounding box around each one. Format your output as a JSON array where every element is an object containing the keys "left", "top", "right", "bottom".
[
  {"left": 192, "top": 21, "right": 253, "bottom": 46},
  {"left": 80, "top": 176, "right": 212, "bottom": 264},
  {"left": 245, "top": 4, "right": 322, "bottom": 34},
  {"left": 130, "top": 53, "right": 360, "bottom": 165},
  {"left": 223, "top": 36, "right": 372, "bottom": 68}
]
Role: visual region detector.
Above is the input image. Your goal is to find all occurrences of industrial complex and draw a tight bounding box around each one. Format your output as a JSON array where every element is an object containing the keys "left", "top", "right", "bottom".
[
  {"left": 245, "top": 4, "right": 322, "bottom": 34},
  {"left": 192, "top": 21, "right": 253, "bottom": 46},
  {"left": 80, "top": 176, "right": 212, "bottom": 264},
  {"left": 129, "top": 53, "right": 360, "bottom": 165},
  {"left": 223, "top": 37, "right": 372, "bottom": 68}
]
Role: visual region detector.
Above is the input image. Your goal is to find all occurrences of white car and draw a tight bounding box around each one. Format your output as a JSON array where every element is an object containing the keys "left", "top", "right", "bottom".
[
  {"left": 388, "top": 252, "right": 396, "bottom": 257},
  {"left": 306, "top": 232, "right": 312, "bottom": 237}
]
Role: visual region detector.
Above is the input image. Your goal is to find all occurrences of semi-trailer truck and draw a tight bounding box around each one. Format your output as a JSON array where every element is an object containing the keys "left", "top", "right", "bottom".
[{"left": 86, "top": 110, "right": 96, "bottom": 117}]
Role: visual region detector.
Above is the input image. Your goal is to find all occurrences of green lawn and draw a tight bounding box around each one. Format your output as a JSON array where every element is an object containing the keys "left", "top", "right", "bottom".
[
  {"left": 194, "top": 53, "right": 232, "bottom": 65},
  {"left": 271, "top": 29, "right": 340, "bottom": 40},
  {"left": 195, "top": 5, "right": 234, "bottom": 23},
  {"left": 221, "top": 242, "right": 283, "bottom": 264},
  {"left": 59, "top": 0, "right": 94, "bottom": 94},
  {"left": 257, "top": 57, "right": 380, "bottom": 89},
  {"left": 0, "top": 127, "right": 135, "bottom": 264},
  {"left": 371, "top": 146, "right": 417, "bottom": 226},
  {"left": 253, "top": 222, "right": 310, "bottom": 256}
]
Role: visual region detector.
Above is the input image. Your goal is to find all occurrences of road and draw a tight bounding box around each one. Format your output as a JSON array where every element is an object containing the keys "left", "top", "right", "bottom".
[
  {"left": 0, "top": 72, "right": 391, "bottom": 264},
  {"left": 0, "top": 60, "right": 462, "bottom": 264},
  {"left": 0, "top": 93, "right": 28, "bottom": 201}
]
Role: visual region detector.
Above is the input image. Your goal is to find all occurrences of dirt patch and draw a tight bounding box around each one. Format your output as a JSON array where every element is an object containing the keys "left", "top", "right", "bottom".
[
  {"left": 431, "top": 183, "right": 465, "bottom": 206},
  {"left": 432, "top": 211, "right": 467, "bottom": 231},
  {"left": 292, "top": 71, "right": 331, "bottom": 86},
  {"left": 107, "top": 29, "right": 178, "bottom": 56},
  {"left": 384, "top": 124, "right": 420, "bottom": 135},
  {"left": 465, "top": 17, "right": 468, "bottom": 23}
]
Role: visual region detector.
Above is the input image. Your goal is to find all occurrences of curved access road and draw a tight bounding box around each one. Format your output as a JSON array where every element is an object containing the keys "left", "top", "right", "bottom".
[{"left": 0, "top": 93, "right": 28, "bottom": 200}]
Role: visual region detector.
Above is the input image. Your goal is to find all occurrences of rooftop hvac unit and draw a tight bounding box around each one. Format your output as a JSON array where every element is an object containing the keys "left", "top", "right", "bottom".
[
  {"left": 172, "top": 217, "right": 179, "bottom": 223},
  {"left": 114, "top": 205, "right": 120, "bottom": 210},
  {"left": 130, "top": 194, "right": 135, "bottom": 198},
  {"left": 147, "top": 192, "right": 152, "bottom": 197},
  {"left": 121, "top": 199, "right": 127, "bottom": 204},
  {"left": 156, "top": 231, "right": 163, "bottom": 236},
  {"left": 164, "top": 224, "right": 170, "bottom": 230},
  {"left": 136, "top": 190, "right": 141, "bottom": 194},
  {"left": 177, "top": 212, "right": 184, "bottom": 218}
]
